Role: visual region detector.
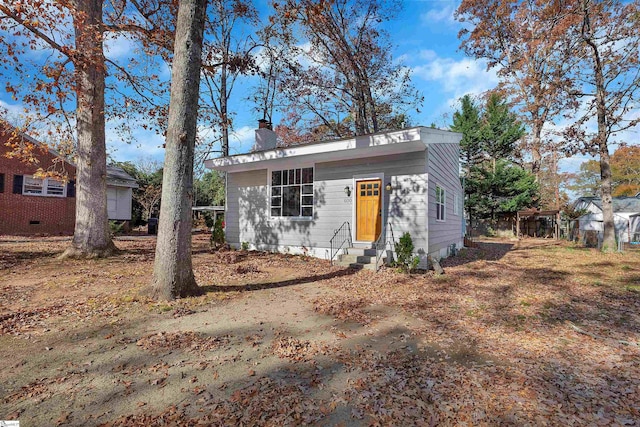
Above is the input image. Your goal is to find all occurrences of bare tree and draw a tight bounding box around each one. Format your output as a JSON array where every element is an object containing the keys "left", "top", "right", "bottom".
[
  {"left": 200, "top": 0, "right": 258, "bottom": 157},
  {"left": 0, "top": 0, "right": 182, "bottom": 257},
  {"left": 268, "top": 0, "right": 421, "bottom": 141},
  {"left": 564, "top": 0, "right": 640, "bottom": 251}
]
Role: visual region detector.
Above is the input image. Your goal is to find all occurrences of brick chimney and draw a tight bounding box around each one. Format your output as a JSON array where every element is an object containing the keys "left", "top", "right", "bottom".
[{"left": 258, "top": 119, "right": 272, "bottom": 130}]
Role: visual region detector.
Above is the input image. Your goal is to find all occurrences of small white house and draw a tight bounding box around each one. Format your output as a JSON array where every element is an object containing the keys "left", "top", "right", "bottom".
[
  {"left": 574, "top": 195, "right": 640, "bottom": 243},
  {"left": 106, "top": 166, "right": 138, "bottom": 221},
  {"left": 205, "top": 125, "right": 464, "bottom": 268}
]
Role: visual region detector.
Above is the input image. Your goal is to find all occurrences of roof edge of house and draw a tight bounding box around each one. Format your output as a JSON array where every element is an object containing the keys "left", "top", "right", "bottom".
[{"left": 205, "top": 126, "right": 461, "bottom": 171}]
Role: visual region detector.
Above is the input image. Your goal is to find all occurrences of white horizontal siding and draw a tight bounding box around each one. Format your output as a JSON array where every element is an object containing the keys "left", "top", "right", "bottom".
[
  {"left": 225, "top": 170, "right": 268, "bottom": 246},
  {"left": 107, "top": 186, "right": 133, "bottom": 221},
  {"left": 225, "top": 152, "right": 428, "bottom": 258},
  {"left": 427, "top": 143, "right": 464, "bottom": 256},
  {"left": 316, "top": 153, "right": 428, "bottom": 253}
]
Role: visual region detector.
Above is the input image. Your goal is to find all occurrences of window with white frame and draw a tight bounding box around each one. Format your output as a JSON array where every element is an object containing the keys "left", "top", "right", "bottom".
[
  {"left": 23, "top": 176, "right": 66, "bottom": 197},
  {"left": 436, "top": 185, "right": 445, "bottom": 221},
  {"left": 454, "top": 193, "right": 460, "bottom": 215},
  {"left": 270, "top": 167, "right": 314, "bottom": 217}
]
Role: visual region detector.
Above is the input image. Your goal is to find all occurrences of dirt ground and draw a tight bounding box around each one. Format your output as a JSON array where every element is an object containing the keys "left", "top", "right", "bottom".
[{"left": 0, "top": 235, "right": 639, "bottom": 426}]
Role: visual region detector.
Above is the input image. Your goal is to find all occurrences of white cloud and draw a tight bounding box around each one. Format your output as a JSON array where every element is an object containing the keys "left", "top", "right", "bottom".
[
  {"left": 104, "top": 33, "right": 137, "bottom": 60},
  {"left": 229, "top": 125, "right": 255, "bottom": 155},
  {"left": 412, "top": 54, "right": 499, "bottom": 99},
  {"left": 408, "top": 50, "right": 500, "bottom": 128},
  {"left": 558, "top": 155, "right": 593, "bottom": 174},
  {"left": 0, "top": 99, "right": 25, "bottom": 120},
  {"left": 106, "top": 119, "right": 166, "bottom": 164},
  {"left": 418, "top": 49, "right": 438, "bottom": 61},
  {"left": 420, "top": 4, "right": 457, "bottom": 26}
]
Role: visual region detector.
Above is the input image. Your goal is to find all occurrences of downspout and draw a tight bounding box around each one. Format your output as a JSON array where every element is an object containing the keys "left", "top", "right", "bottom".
[
  {"left": 462, "top": 175, "right": 466, "bottom": 240},
  {"left": 224, "top": 171, "right": 228, "bottom": 236},
  {"left": 425, "top": 142, "right": 430, "bottom": 257}
]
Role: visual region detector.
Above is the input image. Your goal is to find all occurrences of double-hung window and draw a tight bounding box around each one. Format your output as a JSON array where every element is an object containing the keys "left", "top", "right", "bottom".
[
  {"left": 23, "top": 176, "right": 66, "bottom": 197},
  {"left": 270, "top": 167, "right": 314, "bottom": 218},
  {"left": 436, "top": 185, "right": 445, "bottom": 221}
]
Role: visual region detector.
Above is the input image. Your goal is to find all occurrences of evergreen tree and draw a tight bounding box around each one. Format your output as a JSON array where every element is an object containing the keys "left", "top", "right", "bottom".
[
  {"left": 452, "top": 93, "right": 537, "bottom": 225},
  {"left": 194, "top": 171, "right": 225, "bottom": 206},
  {"left": 451, "top": 95, "right": 483, "bottom": 228},
  {"left": 479, "top": 92, "right": 525, "bottom": 172},
  {"left": 451, "top": 95, "right": 483, "bottom": 170},
  {"left": 473, "top": 160, "right": 539, "bottom": 220},
  {"left": 491, "top": 160, "right": 539, "bottom": 216}
]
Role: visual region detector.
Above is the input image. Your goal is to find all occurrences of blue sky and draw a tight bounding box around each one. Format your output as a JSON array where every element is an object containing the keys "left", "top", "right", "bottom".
[{"left": 0, "top": 0, "right": 635, "bottom": 176}]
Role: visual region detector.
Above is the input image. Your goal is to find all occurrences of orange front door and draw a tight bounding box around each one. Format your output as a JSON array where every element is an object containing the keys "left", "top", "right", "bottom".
[{"left": 356, "top": 179, "right": 382, "bottom": 241}]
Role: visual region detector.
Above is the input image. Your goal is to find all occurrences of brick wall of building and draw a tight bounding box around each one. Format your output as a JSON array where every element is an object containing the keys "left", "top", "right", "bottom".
[{"left": 0, "top": 131, "right": 77, "bottom": 235}]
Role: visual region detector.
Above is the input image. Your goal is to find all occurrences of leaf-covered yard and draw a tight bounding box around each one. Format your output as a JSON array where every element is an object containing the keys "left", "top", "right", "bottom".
[{"left": 1, "top": 235, "right": 639, "bottom": 426}]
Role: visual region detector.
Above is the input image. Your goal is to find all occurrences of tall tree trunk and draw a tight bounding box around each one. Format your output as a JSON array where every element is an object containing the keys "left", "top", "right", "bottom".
[
  {"left": 62, "top": 0, "right": 116, "bottom": 259},
  {"left": 362, "top": 70, "right": 379, "bottom": 132},
  {"left": 151, "top": 0, "right": 207, "bottom": 300},
  {"left": 599, "top": 138, "right": 616, "bottom": 251},
  {"left": 220, "top": 61, "right": 229, "bottom": 157},
  {"left": 530, "top": 123, "right": 543, "bottom": 181},
  {"left": 552, "top": 149, "right": 560, "bottom": 210},
  {"left": 582, "top": 0, "right": 616, "bottom": 252}
]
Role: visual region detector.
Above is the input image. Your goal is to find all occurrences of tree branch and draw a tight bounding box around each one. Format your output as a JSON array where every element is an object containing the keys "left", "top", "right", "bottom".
[{"left": 0, "top": 5, "right": 70, "bottom": 58}]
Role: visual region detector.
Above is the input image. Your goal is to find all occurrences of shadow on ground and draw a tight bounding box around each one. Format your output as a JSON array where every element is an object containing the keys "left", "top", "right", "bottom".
[{"left": 200, "top": 268, "right": 358, "bottom": 293}]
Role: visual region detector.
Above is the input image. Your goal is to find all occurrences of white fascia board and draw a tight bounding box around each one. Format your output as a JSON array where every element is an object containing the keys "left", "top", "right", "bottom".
[
  {"left": 205, "top": 127, "right": 430, "bottom": 172},
  {"left": 107, "top": 180, "right": 139, "bottom": 189},
  {"left": 419, "top": 127, "right": 463, "bottom": 144},
  {"left": 207, "top": 141, "right": 426, "bottom": 172}
]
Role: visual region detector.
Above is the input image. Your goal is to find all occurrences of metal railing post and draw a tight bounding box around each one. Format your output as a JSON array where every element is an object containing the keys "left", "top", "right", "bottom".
[{"left": 330, "top": 221, "right": 352, "bottom": 265}]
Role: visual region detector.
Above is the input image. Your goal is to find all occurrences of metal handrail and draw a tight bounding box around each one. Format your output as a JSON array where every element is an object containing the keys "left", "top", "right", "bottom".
[
  {"left": 374, "top": 222, "right": 395, "bottom": 271},
  {"left": 330, "top": 221, "right": 352, "bottom": 265}
]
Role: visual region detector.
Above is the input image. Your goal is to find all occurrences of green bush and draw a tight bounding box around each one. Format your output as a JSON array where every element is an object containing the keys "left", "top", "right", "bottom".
[
  {"left": 109, "top": 220, "right": 124, "bottom": 236},
  {"left": 203, "top": 212, "right": 215, "bottom": 228},
  {"left": 210, "top": 217, "right": 225, "bottom": 247},
  {"left": 395, "top": 232, "right": 420, "bottom": 273},
  {"left": 241, "top": 241, "right": 250, "bottom": 251}
]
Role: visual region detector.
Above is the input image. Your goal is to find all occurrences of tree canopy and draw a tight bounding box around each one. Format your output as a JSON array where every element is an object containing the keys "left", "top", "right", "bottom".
[
  {"left": 569, "top": 146, "right": 640, "bottom": 198},
  {"left": 452, "top": 92, "right": 536, "bottom": 223},
  {"left": 264, "top": 0, "right": 422, "bottom": 142},
  {"left": 457, "top": 0, "right": 640, "bottom": 251}
]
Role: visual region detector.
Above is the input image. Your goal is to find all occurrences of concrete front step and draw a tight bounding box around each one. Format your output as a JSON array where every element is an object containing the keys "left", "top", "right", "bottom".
[
  {"left": 334, "top": 260, "right": 378, "bottom": 271},
  {"left": 336, "top": 247, "right": 383, "bottom": 270},
  {"left": 338, "top": 254, "right": 375, "bottom": 264},
  {"left": 344, "top": 248, "right": 377, "bottom": 257}
]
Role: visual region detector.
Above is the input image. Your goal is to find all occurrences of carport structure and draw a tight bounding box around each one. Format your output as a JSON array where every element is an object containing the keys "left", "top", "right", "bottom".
[{"left": 516, "top": 208, "right": 561, "bottom": 239}]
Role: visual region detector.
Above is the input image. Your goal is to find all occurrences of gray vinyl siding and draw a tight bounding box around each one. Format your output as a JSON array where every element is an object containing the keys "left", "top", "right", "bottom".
[
  {"left": 316, "top": 152, "right": 428, "bottom": 253},
  {"left": 225, "top": 152, "right": 428, "bottom": 257},
  {"left": 225, "top": 170, "right": 268, "bottom": 247},
  {"left": 427, "top": 143, "right": 464, "bottom": 256}
]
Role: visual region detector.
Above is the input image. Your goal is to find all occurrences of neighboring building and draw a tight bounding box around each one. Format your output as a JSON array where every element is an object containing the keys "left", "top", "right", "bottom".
[
  {"left": 106, "top": 166, "right": 139, "bottom": 221},
  {"left": 0, "top": 125, "right": 138, "bottom": 235},
  {"left": 205, "top": 124, "right": 464, "bottom": 267},
  {"left": 573, "top": 195, "right": 640, "bottom": 243}
]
